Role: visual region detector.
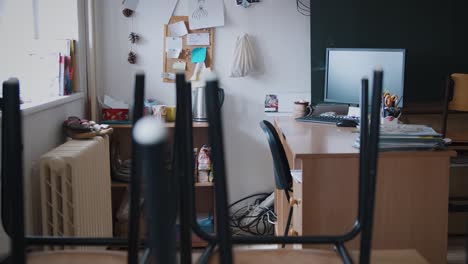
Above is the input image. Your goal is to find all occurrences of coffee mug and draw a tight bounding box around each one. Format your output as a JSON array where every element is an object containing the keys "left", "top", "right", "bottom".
[
  {"left": 165, "top": 106, "right": 176, "bottom": 122},
  {"left": 152, "top": 105, "right": 167, "bottom": 120},
  {"left": 293, "top": 101, "right": 312, "bottom": 118}
]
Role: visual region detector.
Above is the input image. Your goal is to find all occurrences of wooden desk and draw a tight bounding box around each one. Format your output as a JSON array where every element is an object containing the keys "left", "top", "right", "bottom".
[{"left": 274, "top": 117, "right": 454, "bottom": 264}]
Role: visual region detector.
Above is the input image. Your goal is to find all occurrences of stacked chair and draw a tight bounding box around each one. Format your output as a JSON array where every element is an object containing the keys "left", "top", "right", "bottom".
[
  {"left": 171, "top": 70, "right": 428, "bottom": 263},
  {"left": 0, "top": 75, "right": 147, "bottom": 264},
  {"left": 2, "top": 70, "right": 430, "bottom": 263}
]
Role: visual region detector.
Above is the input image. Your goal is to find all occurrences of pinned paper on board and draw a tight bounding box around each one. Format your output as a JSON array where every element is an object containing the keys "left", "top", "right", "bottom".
[
  {"left": 167, "top": 49, "right": 181, "bottom": 59},
  {"left": 166, "top": 37, "right": 183, "bottom": 59},
  {"left": 172, "top": 61, "right": 186, "bottom": 71},
  {"left": 189, "top": 0, "right": 225, "bottom": 30},
  {"left": 169, "top": 21, "right": 188, "bottom": 37},
  {"left": 161, "top": 72, "right": 176, "bottom": 80},
  {"left": 187, "top": 33, "right": 210, "bottom": 46},
  {"left": 123, "top": 0, "right": 140, "bottom": 11},
  {"left": 190, "top": 62, "right": 206, "bottom": 81},
  {"left": 191, "top": 47, "right": 207, "bottom": 63}
]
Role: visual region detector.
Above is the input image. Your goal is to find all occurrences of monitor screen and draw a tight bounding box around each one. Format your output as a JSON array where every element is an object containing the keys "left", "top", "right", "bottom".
[{"left": 324, "top": 48, "right": 405, "bottom": 106}]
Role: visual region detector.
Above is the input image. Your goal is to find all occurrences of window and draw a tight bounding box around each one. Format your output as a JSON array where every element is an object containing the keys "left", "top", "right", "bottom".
[{"left": 0, "top": 0, "right": 79, "bottom": 102}]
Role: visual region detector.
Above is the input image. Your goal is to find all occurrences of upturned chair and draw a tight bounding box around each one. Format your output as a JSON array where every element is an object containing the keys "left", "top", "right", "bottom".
[{"left": 0, "top": 75, "right": 147, "bottom": 264}]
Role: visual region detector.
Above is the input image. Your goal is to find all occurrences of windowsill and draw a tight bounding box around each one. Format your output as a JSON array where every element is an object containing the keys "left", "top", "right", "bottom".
[{"left": 21, "top": 93, "right": 84, "bottom": 116}]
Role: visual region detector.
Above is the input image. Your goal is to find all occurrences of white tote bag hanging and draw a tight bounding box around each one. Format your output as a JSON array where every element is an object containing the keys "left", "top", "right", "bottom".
[{"left": 229, "top": 33, "right": 256, "bottom": 78}]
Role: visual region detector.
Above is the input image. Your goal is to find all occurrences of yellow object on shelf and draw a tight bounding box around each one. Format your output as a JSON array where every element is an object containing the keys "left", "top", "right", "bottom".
[{"left": 449, "top": 73, "right": 468, "bottom": 111}]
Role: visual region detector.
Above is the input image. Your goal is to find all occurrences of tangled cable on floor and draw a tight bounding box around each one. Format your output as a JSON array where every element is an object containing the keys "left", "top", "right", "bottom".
[{"left": 228, "top": 193, "right": 277, "bottom": 236}]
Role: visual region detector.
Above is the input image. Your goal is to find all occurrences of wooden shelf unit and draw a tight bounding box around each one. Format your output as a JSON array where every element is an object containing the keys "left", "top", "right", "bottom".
[
  {"left": 112, "top": 181, "right": 213, "bottom": 188},
  {"left": 105, "top": 121, "right": 209, "bottom": 129},
  {"left": 109, "top": 124, "right": 214, "bottom": 248}
]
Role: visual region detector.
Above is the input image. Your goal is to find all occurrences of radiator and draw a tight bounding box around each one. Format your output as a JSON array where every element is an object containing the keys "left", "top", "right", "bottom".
[{"left": 40, "top": 136, "right": 112, "bottom": 243}]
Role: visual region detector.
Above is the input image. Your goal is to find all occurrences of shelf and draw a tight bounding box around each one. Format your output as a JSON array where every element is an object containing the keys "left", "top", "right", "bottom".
[
  {"left": 195, "top": 182, "right": 214, "bottom": 187},
  {"left": 104, "top": 121, "right": 209, "bottom": 129},
  {"left": 112, "top": 181, "right": 213, "bottom": 188}
]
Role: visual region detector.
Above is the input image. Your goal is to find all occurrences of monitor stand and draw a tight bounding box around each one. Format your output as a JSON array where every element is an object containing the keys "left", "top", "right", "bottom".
[{"left": 312, "top": 104, "right": 349, "bottom": 116}]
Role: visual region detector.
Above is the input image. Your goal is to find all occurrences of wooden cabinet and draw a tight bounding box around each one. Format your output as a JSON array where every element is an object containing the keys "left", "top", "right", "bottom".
[{"left": 108, "top": 122, "right": 214, "bottom": 247}]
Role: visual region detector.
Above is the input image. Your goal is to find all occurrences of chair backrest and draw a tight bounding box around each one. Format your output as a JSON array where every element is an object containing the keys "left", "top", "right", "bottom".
[{"left": 259, "top": 121, "right": 292, "bottom": 192}]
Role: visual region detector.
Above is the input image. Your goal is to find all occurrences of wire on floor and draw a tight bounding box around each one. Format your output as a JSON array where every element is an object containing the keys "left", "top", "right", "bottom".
[{"left": 228, "top": 192, "right": 277, "bottom": 236}]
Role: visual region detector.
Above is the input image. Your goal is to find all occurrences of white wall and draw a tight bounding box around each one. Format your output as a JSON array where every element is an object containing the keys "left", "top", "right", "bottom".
[
  {"left": 95, "top": 0, "right": 310, "bottom": 201},
  {"left": 0, "top": 98, "right": 84, "bottom": 254}
]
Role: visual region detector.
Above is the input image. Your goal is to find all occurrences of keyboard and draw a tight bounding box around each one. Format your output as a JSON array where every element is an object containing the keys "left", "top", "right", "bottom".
[{"left": 296, "top": 115, "right": 359, "bottom": 124}]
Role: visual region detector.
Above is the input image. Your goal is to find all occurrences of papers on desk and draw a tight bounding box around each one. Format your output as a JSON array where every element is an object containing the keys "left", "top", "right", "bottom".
[{"left": 354, "top": 124, "right": 446, "bottom": 151}]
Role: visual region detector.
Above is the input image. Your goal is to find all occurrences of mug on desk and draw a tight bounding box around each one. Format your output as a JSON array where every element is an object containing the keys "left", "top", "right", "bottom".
[
  {"left": 293, "top": 101, "right": 312, "bottom": 118},
  {"left": 165, "top": 106, "right": 176, "bottom": 122},
  {"left": 152, "top": 105, "right": 167, "bottom": 120}
]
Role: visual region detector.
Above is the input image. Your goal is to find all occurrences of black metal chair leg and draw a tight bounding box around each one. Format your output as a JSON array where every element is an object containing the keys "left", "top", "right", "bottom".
[
  {"left": 336, "top": 243, "right": 353, "bottom": 264},
  {"left": 128, "top": 73, "right": 145, "bottom": 264},
  {"left": 282, "top": 206, "right": 294, "bottom": 248},
  {"left": 3, "top": 79, "right": 26, "bottom": 264},
  {"left": 205, "top": 74, "right": 233, "bottom": 264},
  {"left": 134, "top": 118, "right": 176, "bottom": 264},
  {"left": 197, "top": 242, "right": 217, "bottom": 264},
  {"left": 139, "top": 248, "right": 151, "bottom": 264},
  {"left": 465, "top": 216, "right": 468, "bottom": 264}
]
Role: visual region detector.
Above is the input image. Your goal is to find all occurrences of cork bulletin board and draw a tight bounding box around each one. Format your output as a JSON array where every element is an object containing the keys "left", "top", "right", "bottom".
[{"left": 163, "top": 16, "right": 214, "bottom": 83}]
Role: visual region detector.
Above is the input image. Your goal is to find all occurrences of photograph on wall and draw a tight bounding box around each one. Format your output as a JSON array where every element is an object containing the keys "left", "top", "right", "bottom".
[
  {"left": 188, "top": 0, "right": 225, "bottom": 30},
  {"left": 264, "top": 94, "right": 279, "bottom": 112}
]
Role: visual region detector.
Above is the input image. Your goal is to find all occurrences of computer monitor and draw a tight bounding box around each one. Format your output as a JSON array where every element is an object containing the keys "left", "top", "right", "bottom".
[{"left": 324, "top": 48, "right": 406, "bottom": 106}]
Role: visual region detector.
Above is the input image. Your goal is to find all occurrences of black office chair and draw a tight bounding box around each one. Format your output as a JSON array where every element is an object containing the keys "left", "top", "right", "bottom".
[
  {"left": 0, "top": 76, "right": 147, "bottom": 264},
  {"left": 259, "top": 121, "right": 293, "bottom": 247},
  {"left": 197, "top": 71, "right": 382, "bottom": 264}
]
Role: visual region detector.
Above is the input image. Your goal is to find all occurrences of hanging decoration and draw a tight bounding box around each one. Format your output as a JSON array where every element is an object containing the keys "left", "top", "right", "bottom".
[
  {"left": 122, "top": 5, "right": 139, "bottom": 65},
  {"left": 128, "top": 32, "right": 140, "bottom": 44},
  {"left": 128, "top": 52, "right": 137, "bottom": 64},
  {"left": 122, "top": 8, "right": 134, "bottom": 17}
]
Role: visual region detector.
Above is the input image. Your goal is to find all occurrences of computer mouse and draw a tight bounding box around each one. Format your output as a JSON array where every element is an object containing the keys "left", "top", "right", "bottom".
[{"left": 336, "top": 119, "right": 358, "bottom": 127}]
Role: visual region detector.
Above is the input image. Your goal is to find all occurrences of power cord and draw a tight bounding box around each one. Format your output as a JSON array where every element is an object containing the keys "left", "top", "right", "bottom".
[{"left": 228, "top": 192, "right": 277, "bottom": 236}]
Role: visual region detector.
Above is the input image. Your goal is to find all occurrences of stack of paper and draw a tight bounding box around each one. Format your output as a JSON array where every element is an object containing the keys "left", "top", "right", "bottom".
[{"left": 354, "top": 124, "right": 446, "bottom": 151}]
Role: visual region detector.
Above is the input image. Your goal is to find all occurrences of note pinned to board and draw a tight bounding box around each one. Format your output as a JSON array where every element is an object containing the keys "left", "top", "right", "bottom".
[
  {"left": 166, "top": 37, "right": 182, "bottom": 50},
  {"left": 167, "top": 49, "right": 181, "bottom": 59},
  {"left": 187, "top": 33, "right": 210, "bottom": 46},
  {"left": 191, "top": 47, "right": 207, "bottom": 63},
  {"left": 169, "top": 21, "right": 188, "bottom": 37},
  {"left": 161, "top": 72, "right": 176, "bottom": 80},
  {"left": 172, "top": 61, "right": 186, "bottom": 71},
  {"left": 166, "top": 37, "right": 182, "bottom": 59}
]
